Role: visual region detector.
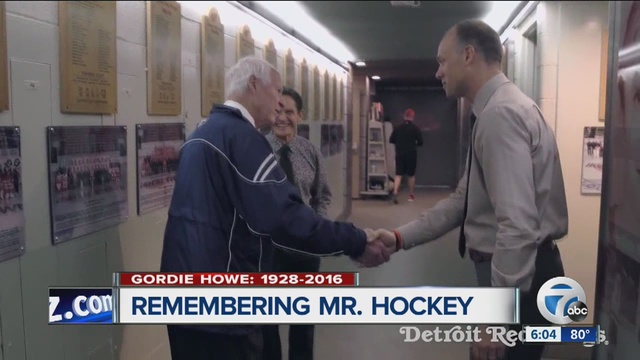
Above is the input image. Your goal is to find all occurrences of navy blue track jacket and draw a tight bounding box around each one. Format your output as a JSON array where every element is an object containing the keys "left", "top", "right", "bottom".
[{"left": 160, "top": 104, "right": 367, "bottom": 335}]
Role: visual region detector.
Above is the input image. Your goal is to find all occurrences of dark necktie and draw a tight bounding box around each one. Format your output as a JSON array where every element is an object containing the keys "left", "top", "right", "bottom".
[
  {"left": 279, "top": 145, "right": 295, "bottom": 185},
  {"left": 458, "top": 114, "right": 477, "bottom": 258}
]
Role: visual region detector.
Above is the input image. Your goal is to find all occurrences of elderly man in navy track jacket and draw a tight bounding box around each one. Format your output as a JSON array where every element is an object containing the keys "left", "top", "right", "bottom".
[{"left": 160, "top": 56, "right": 397, "bottom": 359}]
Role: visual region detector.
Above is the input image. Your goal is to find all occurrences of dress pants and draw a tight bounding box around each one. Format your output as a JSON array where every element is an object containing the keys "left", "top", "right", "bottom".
[
  {"left": 473, "top": 241, "right": 565, "bottom": 360},
  {"left": 263, "top": 248, "right": 321, "bottom": 360},
  {"left": 167, "top": 325, "right": 263, "bottom": 360}
]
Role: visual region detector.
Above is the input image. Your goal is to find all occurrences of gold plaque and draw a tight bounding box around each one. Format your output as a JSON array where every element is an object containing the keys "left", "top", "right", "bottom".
[
  {"left": 263, "top": 39, "right": 277, "bottom": 69},
  {"left": 237, "top": 25, "right": 255, "bottom": 60},
  {"left": 201, "top": 7, "right": 225, "bottom": 117},
  {"left": 338, "top": 78, "right": 343, "bottom": 121},
  {"left": 332, "top": 74, "right": 338, "bottom": 120},
  {"left": 59, "top": 1, "right": 117, "bottom": 114},
  {"left": 323, "top": 71, "right": 330, "bottom": 120},
  {"left": 284, "top": 48, "right": 295, "bottom": 89},
  {"left": 299, "top": 58, "right": 309, "bottom": 120},
  {"left": 0, "top": 2, "right": 7, "bottom": 111},
  {"left": 312, "top": 65, "right": 320, "bottom": 121},
  {"left": 147, "top": 1, "right": 182, "bottom": 115}
]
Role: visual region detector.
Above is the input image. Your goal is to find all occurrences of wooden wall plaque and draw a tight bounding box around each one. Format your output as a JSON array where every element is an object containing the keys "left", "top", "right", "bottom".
[
  {"left": 323, "top": 70, "right": 330, "bottom": 120},
  {"left": 263, "top": 39, "right": 277, "bottom": 68},
  {"left": 0, "top": 2, "right": 7, "bottom": 111},
  {"left": 312, "top": 65, "right": 320, "bottom": 121},
  {"left": 284, "top": 48, "right": 295, "bottom": 89},
  {"left": 338, "top": 78, "right": 343, "bottom": 121},
  {"left": 332, "top": 74, "right": 338, "bottom": 120},
  {"left": 201, "top": 7, "right": 225, "bottom": 117},
  {"left": 299, "top": 58, "right": 309, "bottom": 120},
  {"left": 147, "top": 1, "right": 182, "bottom": 115},
  {"left": 237, "top": 25, "right": 255, "bottom": 60},
  {"left": 59, "top": 1, "right": 117, "bottom": 114}
]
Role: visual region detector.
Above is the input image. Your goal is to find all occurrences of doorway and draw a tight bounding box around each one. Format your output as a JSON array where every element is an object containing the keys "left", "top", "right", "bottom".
[{"left": 375, "top": 84, "right": 459, "bottom": 188}]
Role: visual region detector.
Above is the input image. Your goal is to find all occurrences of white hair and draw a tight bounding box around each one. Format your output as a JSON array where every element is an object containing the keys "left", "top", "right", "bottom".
[{"left": 225, "top": 56, "right": 279, "bottom": 98}]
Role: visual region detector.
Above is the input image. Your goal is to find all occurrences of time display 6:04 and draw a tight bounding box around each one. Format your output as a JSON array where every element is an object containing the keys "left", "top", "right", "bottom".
[{"left": 529, "top": 328, "right": 558, "bottom": 340}]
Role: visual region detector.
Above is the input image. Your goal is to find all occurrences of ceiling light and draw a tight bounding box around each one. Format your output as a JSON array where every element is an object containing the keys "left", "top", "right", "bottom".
[
  {"left": 390, "top": 1, "right": 421, "bottom": 8},
  {"left": 253, "top": 1, "right": 356, "bottom": 63},
  {"left": 355, "top": 61, "right": 366, "bottom": 67},
  {"left": 482, "top": 1, "right": 523, "bottom": 31},
  {"left": 371, "top": 75, "right": 381, "bottom": 80}
]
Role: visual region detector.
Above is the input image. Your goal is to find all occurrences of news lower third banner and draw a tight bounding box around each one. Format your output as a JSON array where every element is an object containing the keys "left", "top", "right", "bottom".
[
  {"left": 117, "top": 287, "right": 518, "bottom": 324},
  {"left": 49, "top": 286, "right": 518, "bottom": 325},
  {"left": 49, "top": 288, "right": 114, "bottom": 324}
]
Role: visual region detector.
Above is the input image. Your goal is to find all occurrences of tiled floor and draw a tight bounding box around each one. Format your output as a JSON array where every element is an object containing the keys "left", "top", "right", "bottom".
[{"left": 277, "top": 188, "right": 593, "bottom": 360}]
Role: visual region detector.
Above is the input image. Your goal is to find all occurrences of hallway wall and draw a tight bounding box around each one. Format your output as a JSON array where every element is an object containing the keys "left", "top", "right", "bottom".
[
  {"left": 502, "top": 1, "right": 609, "bottom": 324},
  {"left": 0, "top": 1, "right": 350, "bottom": 359}
]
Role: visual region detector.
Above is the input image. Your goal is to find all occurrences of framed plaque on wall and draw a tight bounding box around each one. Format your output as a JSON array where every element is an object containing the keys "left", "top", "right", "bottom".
[
  {"left": 332, "top": 74, "right": 338, "bottom": 121},
  {"left": 237, "top": 25, "right": 255, "bottom": 60},
  {"left": 0, "top": 126, "right": 25, "bottom": 262},
  {"left": 47, "top": 126, "right": 128, "bottom": 244},
  {"left": 201, "top": 7, "right": 225, "bottom": 117},
  {"left": 323, "top": 70, "right": 330, "bottom": 121},
  {"left": 297, "top": 124, "right": 309, "bottom": 141},
  {"left": 284, "top": 48, "right": 295, "bottom": 89},
  {"left": 299, "top": 58, "right": 309, "bottom": 120},
  {"left": 581, "top": 126, "right": 605, "bottom": 194},
  {"left": 146, "top": 1, "right": 182, "bottom": 115},
  {"left": 263, "top": 39, "right": 277, "bottom": 69},
  {"left": 0, "top": 2, "right": 8, "bottom": 111},
  {"left": 59, "top": 1, "right": 117, "bottom": 114},
  {"left": 338, "top": 78, "right": 344, "bottom": 122},
  {"left": 136, "top": 123, "right": 185, "bottom": 215},
  {"left": 312, "top": 65, "right": 320, "bottom": 121}
]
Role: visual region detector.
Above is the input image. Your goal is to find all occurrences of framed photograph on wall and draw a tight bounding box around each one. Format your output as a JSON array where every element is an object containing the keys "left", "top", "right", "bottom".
[
  {"left": 136, "top": 123, "right": 185, "bottom": 215},
  {"left": 47, "top": 126, "right": 128, "bottom": 244},
  {"left": 297, "top": 124, "right": 309, "bottom": 141},
  {"left": 0, "top": 126, "right": 25, "bottom": 262},
  {"left": 581, "top": 126, "right": 605, "bottom": 194},
  {"left": 320, "top": 124, "right": 329, "bottom": 157}
]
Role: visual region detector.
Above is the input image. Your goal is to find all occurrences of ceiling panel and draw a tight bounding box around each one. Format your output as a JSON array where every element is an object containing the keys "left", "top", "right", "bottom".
[{"left": 298, "top": 1, "right": 492, "bottom": 61}]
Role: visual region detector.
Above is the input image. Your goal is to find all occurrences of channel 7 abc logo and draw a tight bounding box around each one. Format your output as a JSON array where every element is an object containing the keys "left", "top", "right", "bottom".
[{"left": 537, "top": 277, "right": 588, "bottom": 325}]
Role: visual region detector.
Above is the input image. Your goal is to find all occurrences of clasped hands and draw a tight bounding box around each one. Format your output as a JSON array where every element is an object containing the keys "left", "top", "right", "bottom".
[{"left": 354, "top": 228, "right": 398, "bottom": 267}]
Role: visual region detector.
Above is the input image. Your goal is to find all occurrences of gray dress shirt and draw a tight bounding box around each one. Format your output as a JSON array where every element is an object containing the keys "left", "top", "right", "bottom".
[
  {"left": 396, "top": 73, "right": 568, "bottom": 291},
  {"left": 266, "top": 133, "right": 332, "bottom": 216}
]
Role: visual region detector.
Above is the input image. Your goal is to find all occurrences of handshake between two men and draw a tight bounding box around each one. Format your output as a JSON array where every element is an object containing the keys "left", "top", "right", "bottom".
[{"left": 355, "top": 228, "right": 399, "bottom": 267}]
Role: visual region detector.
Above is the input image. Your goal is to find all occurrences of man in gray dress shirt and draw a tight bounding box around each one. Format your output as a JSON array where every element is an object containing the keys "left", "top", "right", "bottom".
[
  {"left": 376, "top": 20, "right": 568, "bottom": 360},
  {"left": 262, "top": 87, "right": 332, "bottom": 360}
]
